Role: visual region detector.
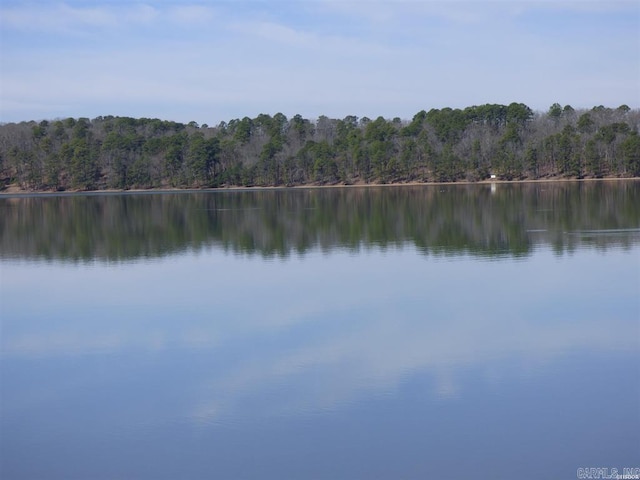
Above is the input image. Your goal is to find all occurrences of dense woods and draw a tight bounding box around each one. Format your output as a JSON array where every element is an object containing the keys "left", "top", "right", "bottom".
[{"left": 1, "top": 103, "right": 639, "bottom": 191}]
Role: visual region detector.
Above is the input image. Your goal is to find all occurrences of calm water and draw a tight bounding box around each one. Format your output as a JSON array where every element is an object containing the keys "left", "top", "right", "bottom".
[{"left": 1, "top": 182, "right": 639, "bottom": 479}]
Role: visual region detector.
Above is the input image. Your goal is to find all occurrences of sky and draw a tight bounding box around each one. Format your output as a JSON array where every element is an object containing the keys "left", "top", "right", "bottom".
[{"left": 0, "top": 0, "right": 639, "bottom": 125}]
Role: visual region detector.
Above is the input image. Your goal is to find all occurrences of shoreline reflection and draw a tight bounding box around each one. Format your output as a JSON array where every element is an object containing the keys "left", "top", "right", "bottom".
[{"left": 1, "top": 182, "right": 639, "bottom": 262}]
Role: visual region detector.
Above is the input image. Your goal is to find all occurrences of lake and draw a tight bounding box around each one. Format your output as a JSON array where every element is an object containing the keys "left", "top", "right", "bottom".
[{"left": 1, "top": 181, "right": 639, "bottom": 479}]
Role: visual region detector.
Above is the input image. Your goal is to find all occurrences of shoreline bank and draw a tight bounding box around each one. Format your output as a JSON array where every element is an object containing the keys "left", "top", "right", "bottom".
[{"left": 1, "top": 176, "right": 638, "bottom": 197}]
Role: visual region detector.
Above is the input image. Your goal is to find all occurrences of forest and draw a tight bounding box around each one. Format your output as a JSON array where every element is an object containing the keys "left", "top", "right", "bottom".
[{"left": 0, "top": 103, "right": 639, "bottom": 191}]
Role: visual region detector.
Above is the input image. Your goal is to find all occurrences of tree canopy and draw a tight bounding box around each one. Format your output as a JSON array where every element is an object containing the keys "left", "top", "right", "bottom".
[{"left": 0, "top": 103, "right": 638, "bottom": 191}]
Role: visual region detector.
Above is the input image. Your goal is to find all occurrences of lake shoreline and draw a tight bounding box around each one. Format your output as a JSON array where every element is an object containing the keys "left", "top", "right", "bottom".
[{"left": 1, "top": 176, "right": 638, "bottom": 196}]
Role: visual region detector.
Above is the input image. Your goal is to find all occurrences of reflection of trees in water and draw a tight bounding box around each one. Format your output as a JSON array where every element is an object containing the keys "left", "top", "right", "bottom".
[{"left": 1, "top": 182, "right": 638, "bottom": 262}]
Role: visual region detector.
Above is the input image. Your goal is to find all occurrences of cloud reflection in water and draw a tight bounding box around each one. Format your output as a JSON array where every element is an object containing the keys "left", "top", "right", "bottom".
[{"left": 2, "top": 245, "right": 637, "bottom": 427}]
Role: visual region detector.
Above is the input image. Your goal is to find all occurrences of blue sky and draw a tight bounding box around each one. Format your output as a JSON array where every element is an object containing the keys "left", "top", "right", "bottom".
[{"left": 1, "top": 0, "right": 638, "bottom": 124}]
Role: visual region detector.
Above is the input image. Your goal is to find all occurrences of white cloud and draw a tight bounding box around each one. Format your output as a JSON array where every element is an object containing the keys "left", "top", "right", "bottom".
[
  {"left": 168, "top": 4, "right": 216, "bottom": 25},
  {"left": 313, "top": 0, "right": 638, "bottom": 28},
  {"left": 122, "top": 3, "right": 159, "bottom": 24},
  {"left": 230, "top": 20, "right": 316, "bottom": 46},
  {"left": 0, "top": 3, "right": 130, "bottom": 33},
  {"left": 0, "top": 0, "right": 638, "bottom": 122},
  {"left": 0, "top": 2, "right": 217, "bottom": 33}
]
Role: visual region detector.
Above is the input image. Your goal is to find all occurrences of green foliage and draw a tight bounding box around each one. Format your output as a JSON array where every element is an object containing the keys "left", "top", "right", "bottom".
[
  {"left": 584, "top": 140, "right": 602, "bottom": 178},
  {"left": 32, "top": 124, "right": 46, "bottom": 140},
  {"left": 401, "top": 110, "right": 426, "bottom": 137},
  {"left": 577, "top": 113, "right": 594, "bottom": 134},
  {"left": 434, "top": 144, "right": 463, "bottom": 181},
  {"left": 464, "top": 104, "right": 508, "bottom": 128},
  {"left": 524, "top": 144, "right": 539, "bottom": 178},
  {"left": 129, "top": 156, "right": 152, "bottom": 187},
  {"left": 506, "top": 102, "right": 534, "bottom": 125},
  {"left": 0, "top": 104, "right": 638, "bottom": 192},
  {"left": 233, "top": 117, "right": 253, "bottom": 144},
  {"left": 53, "top": 121, "right": 67, "bottom": 140},
  {"left": 309, "top": 141, "right": 337, "bottom": 183},
  {"left": 73, "top": 118, "right": 91, "bottom": 140},
  {"left": 164, "top": 133, "right": 187, "bottom": 185},
  {"left": 70, "top": 138, "right": 98, "bottom": 189},
  {"left": 292, "top": 114, "right": 312, "bottom": 141},
  {"left": 426, "top": 108, "right": 469, "bottom": 143},
  {"left": 558, "top": 125, "right": 581, "bottom": 177},
  {"left": 44, "top": 151, "right": 61, "bottom": 189},
  {"left": 621, "top": 133, "right": 640, "bottom": 176},
  {"left": 548, "top": 103, "right": 563, "bottom": 119}
]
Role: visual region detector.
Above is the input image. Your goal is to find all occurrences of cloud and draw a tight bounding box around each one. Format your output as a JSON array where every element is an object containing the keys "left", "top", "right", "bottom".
[
  {"left": 3, "top": 248, "right": 638, "bottom": 424},
  {"left": 230, "top": 20, "right": 317, "bottom": 46},
  {"left": 0, "top": 3, "right": 135, "bottom": 33},
  {"left": 168, "top": 4, "right": 216, "bottom": 25},
  {"left": 191, "top": 304, "right": 637, "bottom": 422},
  {"left": 0, "top": 0, "right": 638, "bottom": 123},
  {"left": 313, "top": 0, "right": 638, "bottom": 28},
  {"left": 0, "top": 2, "right": 217, "bottom": 34},
  {"left": 122, "top": 3, "right": 159, "bottom": 24}
]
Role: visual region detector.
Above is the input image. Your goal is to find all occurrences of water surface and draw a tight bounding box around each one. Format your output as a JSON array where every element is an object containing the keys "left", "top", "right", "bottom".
[{"left": 1, "top": 182, "right": 639, "bottom": 479}]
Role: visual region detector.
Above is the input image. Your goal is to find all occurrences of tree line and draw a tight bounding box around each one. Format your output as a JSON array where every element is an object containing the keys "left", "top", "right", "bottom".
[{"left": 0, "top": 103, "right": 639, "bottom": 191}]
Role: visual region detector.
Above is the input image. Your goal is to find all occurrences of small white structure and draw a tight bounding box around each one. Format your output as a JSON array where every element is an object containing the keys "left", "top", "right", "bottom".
[{"left": 490, "top": 174, "right": 497, "bottom": 194}]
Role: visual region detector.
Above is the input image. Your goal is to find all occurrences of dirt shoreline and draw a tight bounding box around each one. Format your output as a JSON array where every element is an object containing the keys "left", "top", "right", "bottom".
[{"left": 1, "top": 176, "right": 638, "bottom": 196}]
